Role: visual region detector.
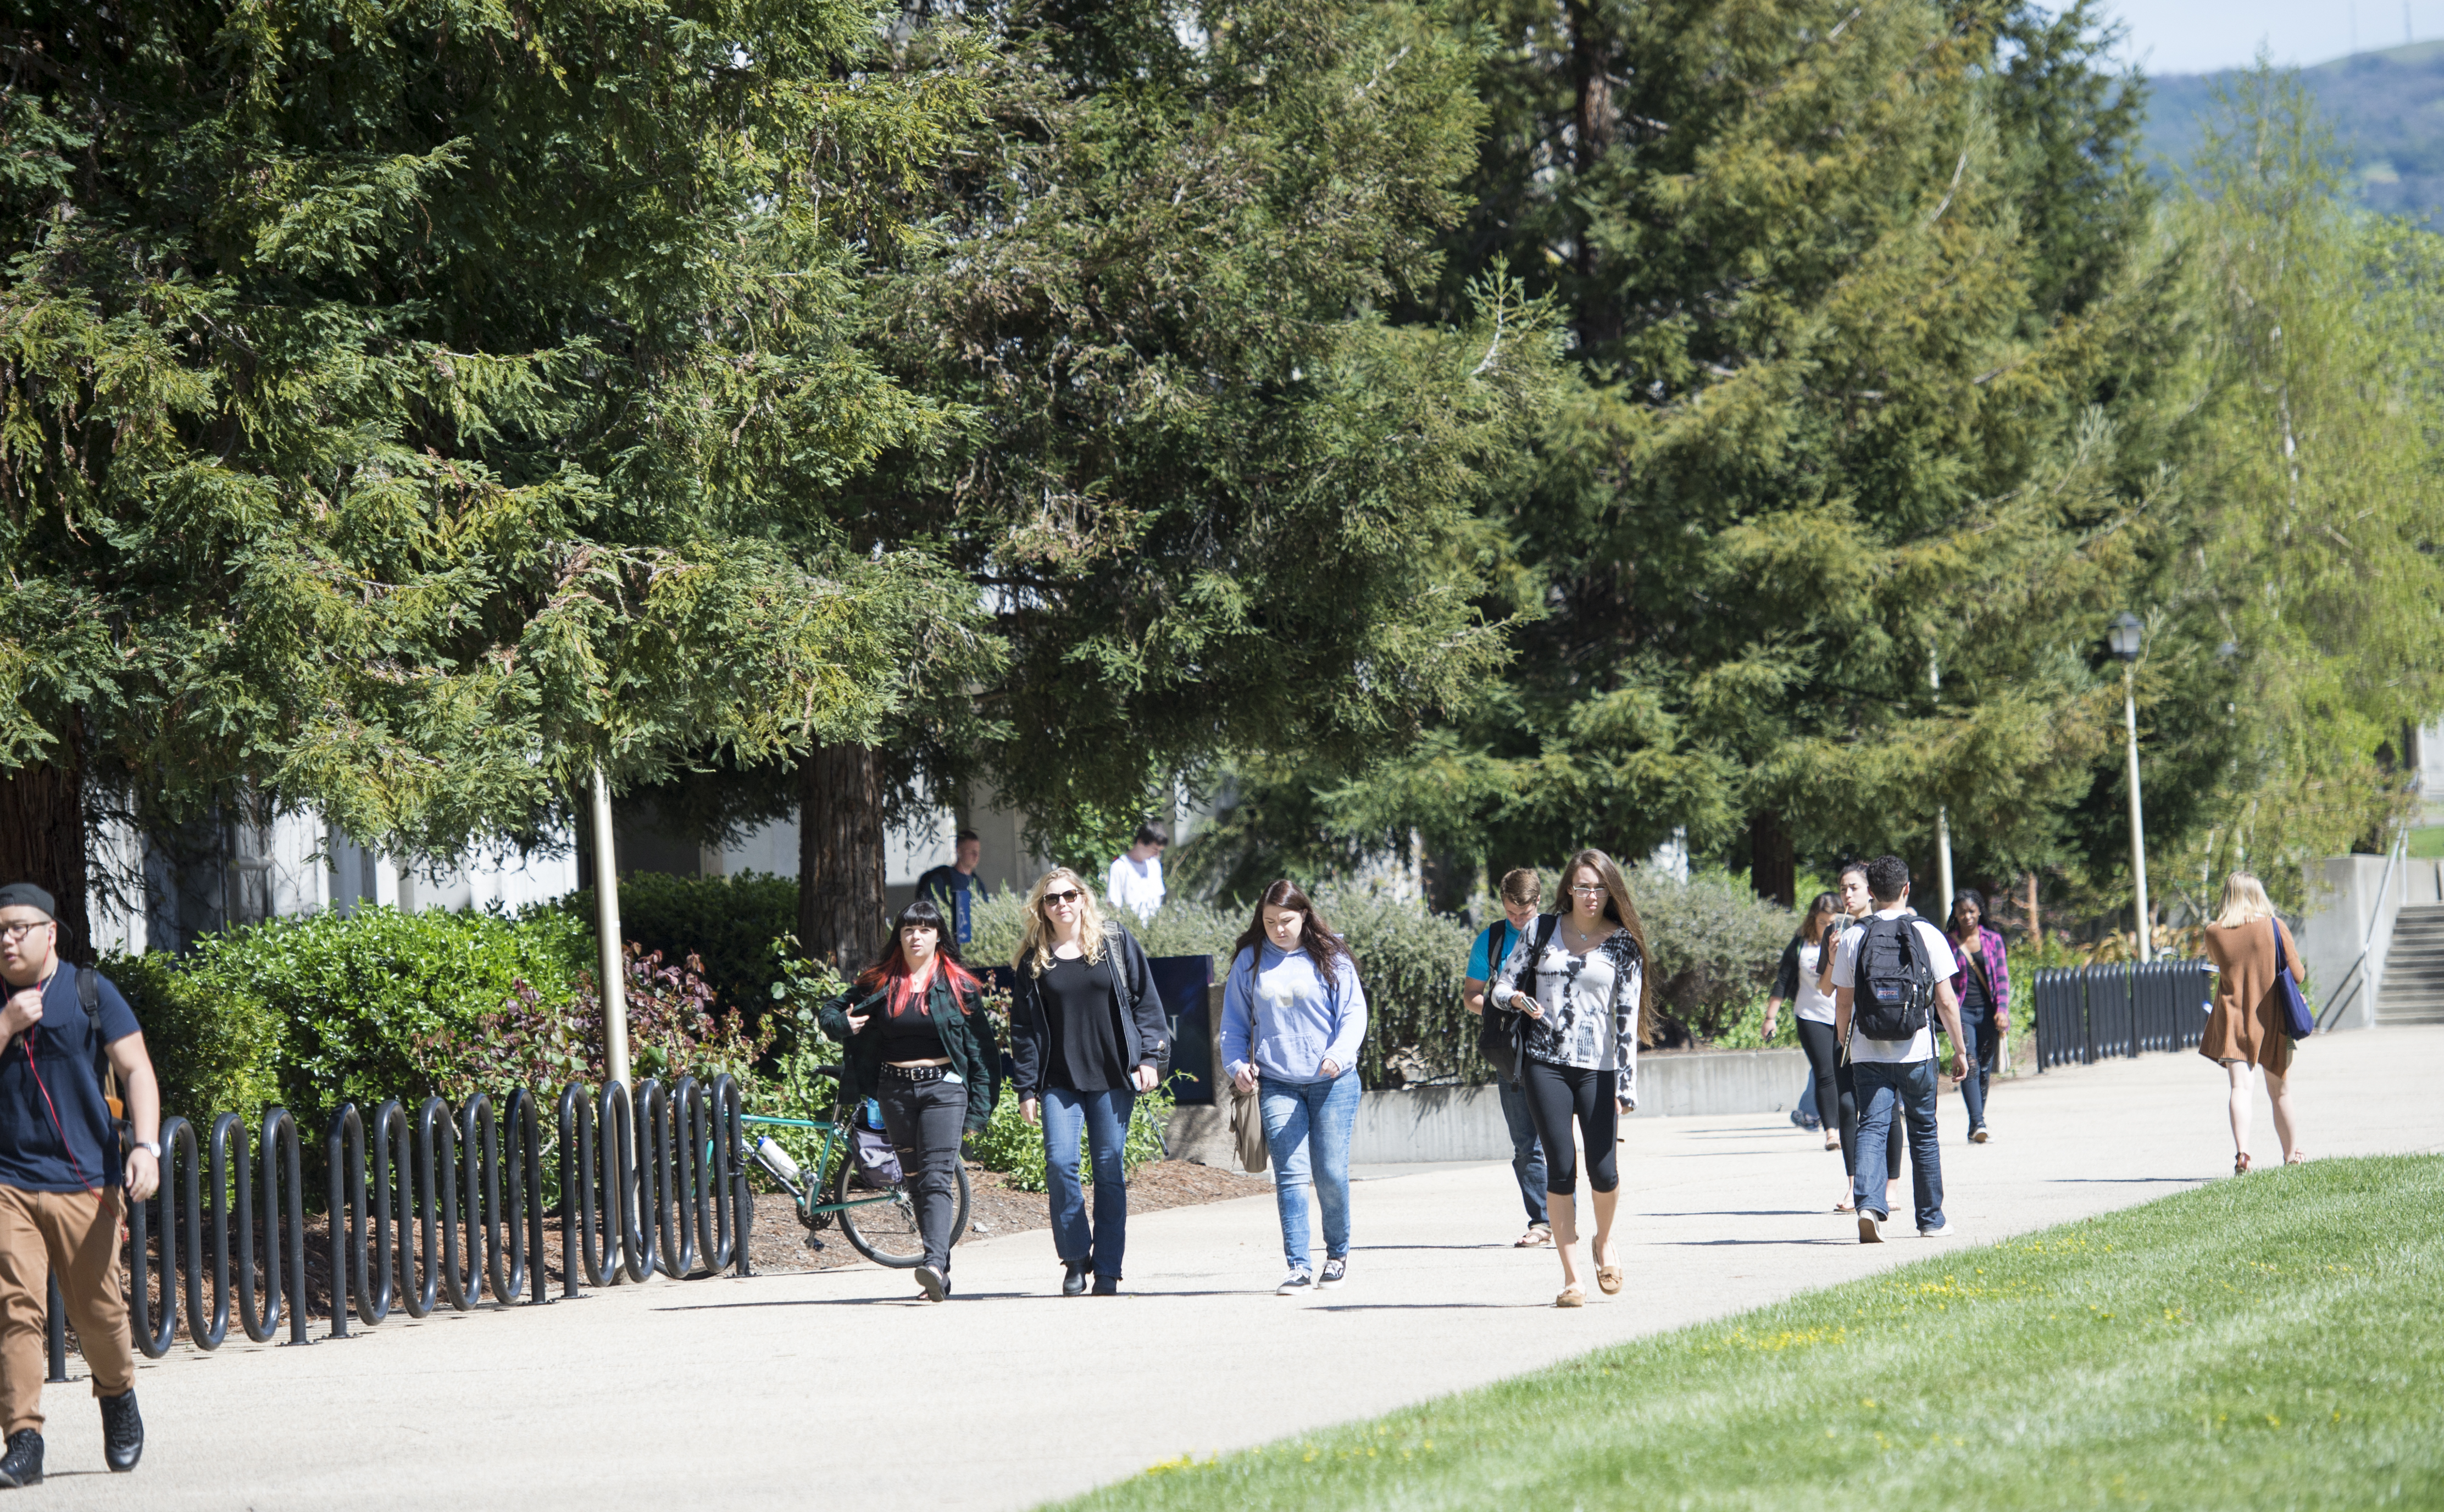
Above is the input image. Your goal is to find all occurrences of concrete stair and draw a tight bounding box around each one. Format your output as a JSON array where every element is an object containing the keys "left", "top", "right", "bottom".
[{"left": 2378, "top": 903, "right": 2444, "bottom": 1025}]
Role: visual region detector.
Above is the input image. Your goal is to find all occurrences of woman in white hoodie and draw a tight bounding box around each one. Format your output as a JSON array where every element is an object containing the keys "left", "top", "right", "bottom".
[{"left": 1220, "top": 880, "right": 1369, "bottom": 1296}]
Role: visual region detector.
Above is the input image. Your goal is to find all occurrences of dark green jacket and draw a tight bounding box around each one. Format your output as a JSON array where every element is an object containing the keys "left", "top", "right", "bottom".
[{"left": 818, "top": 973, "right": 1002, "bottom": 1133}]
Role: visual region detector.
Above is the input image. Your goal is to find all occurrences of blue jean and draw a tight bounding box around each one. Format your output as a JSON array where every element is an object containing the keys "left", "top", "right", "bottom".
[
  {"left": 1496, "top": 1077, "right": 1549, "bottom": 1227},
  {"left": 1953, "top": 1014, "right": 1995, "bottom": 1133},
  {"left": 1259, "top": 1070, "right": 1359, "bottom": 1271},
  {"left": 1041, "top": 1085, "right": 1136, "bottom": 1278},
  {"left": 1851, "top": 1058, "right": 1944, "bottom": 1229}
]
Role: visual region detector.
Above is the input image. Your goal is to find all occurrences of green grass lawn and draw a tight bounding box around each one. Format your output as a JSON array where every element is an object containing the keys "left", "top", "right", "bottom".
[{"left": 1060, "top": 1157, "right": 2444, "bottom": 1510}]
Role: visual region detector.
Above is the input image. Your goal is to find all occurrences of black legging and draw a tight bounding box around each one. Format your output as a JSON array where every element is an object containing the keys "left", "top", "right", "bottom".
[
  {"left": 1520, "top": 1059, "right": 1620, "bottom": 1194},
  {"left": 1796, "top": 1019, "right": 1901, "bottom": 1182}
]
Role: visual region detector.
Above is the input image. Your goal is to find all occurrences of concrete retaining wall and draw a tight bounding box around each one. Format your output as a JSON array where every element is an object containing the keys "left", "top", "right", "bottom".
[{"left": 1165, "top": 1047, "right": 1813, "bottom": 1168}]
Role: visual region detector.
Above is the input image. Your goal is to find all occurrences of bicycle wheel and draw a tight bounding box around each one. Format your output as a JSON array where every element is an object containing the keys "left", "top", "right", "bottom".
[{"left": 829, "top": 1151, "right": 971, "bottom": 1268}]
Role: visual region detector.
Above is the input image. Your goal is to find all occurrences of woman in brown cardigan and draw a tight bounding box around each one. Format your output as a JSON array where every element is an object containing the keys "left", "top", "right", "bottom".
[{"left": 2198, "top": 872, "right": 2307, "bottom": 1174}]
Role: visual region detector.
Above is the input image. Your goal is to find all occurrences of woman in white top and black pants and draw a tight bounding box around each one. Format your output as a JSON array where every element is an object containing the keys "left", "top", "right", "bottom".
[{"left": 1487, "top": 848, "right": 1651, "bottom": 1308}]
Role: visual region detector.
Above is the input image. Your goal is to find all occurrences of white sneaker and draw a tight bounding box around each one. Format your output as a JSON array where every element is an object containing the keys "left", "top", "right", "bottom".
[
  {"left": 1318, "top": 1258, "right": 1348, "bottom": 1289},
  {"left": 1919, "top": 1219, "right": 1959, "bottom": 1238},
  {"left": 1276, "top": 1270, "right": 1315, "bottom": 1296},
  {"left": 1970, "top": 1125, "right": 1991, "bottom": 1144},
  {"left": 1857, "top": 1213, "right": 1884, "bottom": 1244}
]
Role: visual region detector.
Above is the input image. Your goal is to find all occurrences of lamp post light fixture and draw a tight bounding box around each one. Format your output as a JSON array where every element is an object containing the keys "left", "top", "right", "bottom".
[{"left": 2109, "top": 612, "right": 2152, "bottom": 963}]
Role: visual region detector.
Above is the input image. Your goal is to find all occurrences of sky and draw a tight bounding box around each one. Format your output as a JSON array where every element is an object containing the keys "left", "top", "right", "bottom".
[{"left": 2090, "top": 0, "right": 2435, "bottom": 76}]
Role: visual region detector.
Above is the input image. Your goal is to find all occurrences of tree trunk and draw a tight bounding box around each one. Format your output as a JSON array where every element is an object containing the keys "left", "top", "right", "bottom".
[
  {"left": 798, "top": 741, "right": 888, "bottom": 973},
  {"left": 2025, "top": 872, "right": 2043, "bottom": 948},
  {"left": 1567, "top": 0, "right": 1621, "bottom": 354},
  {"left": 1748, "top": 809, "right": 1795, "bottom": 908},
  {"left": 0, "top": 730, "right": 90, "bottom": 965}
]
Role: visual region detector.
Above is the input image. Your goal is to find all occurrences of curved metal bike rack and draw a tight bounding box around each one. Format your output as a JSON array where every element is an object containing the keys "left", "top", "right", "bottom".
[{"left": 108, "top": 1077, "right": 753, "bottom": 1360}]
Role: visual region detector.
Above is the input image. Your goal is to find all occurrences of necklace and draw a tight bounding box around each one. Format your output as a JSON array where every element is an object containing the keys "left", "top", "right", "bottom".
[{"left": 1562, "top": 915, "right": 1608, "bottom": 950}]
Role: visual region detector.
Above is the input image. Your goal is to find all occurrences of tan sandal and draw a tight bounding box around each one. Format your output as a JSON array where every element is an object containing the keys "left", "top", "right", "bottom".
[
  {"left": 2286, "top": 1151, "right": 2307, "bottom": 1166},
  {"left": 1597, "top": 1265, "right": 1623, "bottom": 1296},
  {"left": 2235, "top": 1152, "right": 2252, "bottom": 1175},
  {"left": 1515, "top": 1225, "right": 1552, "bottom": 1248},
  {"left": 1556, "top": 1285, "right": 1585, "bottom": 1309}
]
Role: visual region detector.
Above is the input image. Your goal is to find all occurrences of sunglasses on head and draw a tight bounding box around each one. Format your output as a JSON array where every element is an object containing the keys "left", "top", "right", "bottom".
[{"left": 1042, "top": 888, "right": 1082, "bottom": 906}]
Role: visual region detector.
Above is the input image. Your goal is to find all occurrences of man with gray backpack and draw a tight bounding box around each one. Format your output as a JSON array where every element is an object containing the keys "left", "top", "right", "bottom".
[{"left": 1829, "top": 856, "right": 1970, "bottom": 1243}]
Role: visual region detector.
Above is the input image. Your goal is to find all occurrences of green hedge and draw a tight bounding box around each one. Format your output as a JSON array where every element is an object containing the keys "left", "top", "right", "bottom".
[
  {"left": 110, "top": 905, "right": 589, "bottom": 1132},
  {"left": 551, "top": 871, "right": 799, "bottom": 1022}
]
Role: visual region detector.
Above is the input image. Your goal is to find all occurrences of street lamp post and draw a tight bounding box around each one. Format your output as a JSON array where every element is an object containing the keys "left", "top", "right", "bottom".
[
  {"left": 590, "top": 765, "right": 632, "bottom": 1089},
  {"left": 2108, "top": 612, "right": 2151, "bottom": 963}
]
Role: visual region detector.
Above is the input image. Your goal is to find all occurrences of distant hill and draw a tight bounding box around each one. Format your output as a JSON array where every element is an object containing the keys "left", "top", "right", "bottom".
[{"left": 2146, "top": 42, "right": 2444, "bottom": 225}]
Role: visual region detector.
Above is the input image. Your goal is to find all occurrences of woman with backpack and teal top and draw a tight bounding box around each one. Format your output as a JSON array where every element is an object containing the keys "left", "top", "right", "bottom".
[
  {"left": 818, "top": 897, "right": 1001, "bottom": 1302},
  {"left": 1220, "top": 881, "right": 1368, "bottom": 1296},
  {"left": 1486, "top": 848, "right": 1651, "bottom": 1308},
  {"left": 1463, "top": 869, "right": 1549, "bottom": 1248}
]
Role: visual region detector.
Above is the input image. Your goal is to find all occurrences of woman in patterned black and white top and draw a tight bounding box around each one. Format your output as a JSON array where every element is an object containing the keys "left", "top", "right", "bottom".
[{"left": 1488, "top": 847, "right": 1652, "bottom": 1308}]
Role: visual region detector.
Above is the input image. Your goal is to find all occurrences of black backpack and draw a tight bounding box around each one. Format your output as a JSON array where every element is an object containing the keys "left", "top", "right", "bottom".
[
  {"left": 1852, "top": 915, "right": 1937, "bottom": 1042},
  {"left": 1477, "top": 915, "right": 1559, "bottom": 1083}
]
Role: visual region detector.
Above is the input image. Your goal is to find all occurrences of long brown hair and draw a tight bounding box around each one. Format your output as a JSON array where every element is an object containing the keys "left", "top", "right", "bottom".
[
  {"left": 856, "top": 898, "right": 982, "bottom": 1017},
  {"left": 1799, "top": 891, "right": 1841, "bottom": 952},
  {"left": 1231, "top": 880, "right": 1353, "bottom": 979},
  {"left": 1559, "top": 848, "right": 1656, "bottom": 1040}
]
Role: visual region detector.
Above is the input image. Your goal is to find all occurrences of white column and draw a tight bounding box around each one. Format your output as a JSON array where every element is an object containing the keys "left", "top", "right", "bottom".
[
  {"left": 591, "top": 766, "right": 631, "bottom": 1089},
  {"left": 2124, "top": 664, "right": 2152, "bottom": 963}
]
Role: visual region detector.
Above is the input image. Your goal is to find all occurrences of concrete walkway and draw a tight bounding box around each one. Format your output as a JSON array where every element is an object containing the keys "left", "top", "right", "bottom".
[{"left": 29, "top": 1026, "right": 2444, "bottom": 1510}]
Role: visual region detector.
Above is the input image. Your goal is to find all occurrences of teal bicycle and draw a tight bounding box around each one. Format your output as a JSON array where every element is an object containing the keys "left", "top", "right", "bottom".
[{"left": 737, "top": 1064, "right": 971, "bottom": 1268}]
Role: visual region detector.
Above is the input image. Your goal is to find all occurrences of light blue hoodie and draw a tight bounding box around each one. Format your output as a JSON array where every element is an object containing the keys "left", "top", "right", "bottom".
[{"left": 1220, "top": 941, "right": 1369, "bottom": 1083}]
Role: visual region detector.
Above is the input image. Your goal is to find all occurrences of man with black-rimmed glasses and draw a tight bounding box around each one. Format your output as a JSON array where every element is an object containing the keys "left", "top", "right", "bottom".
[{"left": 0, "top": 882, "right": 158, "bottom": 1486}]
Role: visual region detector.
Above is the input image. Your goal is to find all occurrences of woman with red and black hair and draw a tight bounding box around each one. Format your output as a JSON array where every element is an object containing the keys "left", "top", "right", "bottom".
[{"left": 818, "top": 898, "right": 1001, "bottom": 1302}]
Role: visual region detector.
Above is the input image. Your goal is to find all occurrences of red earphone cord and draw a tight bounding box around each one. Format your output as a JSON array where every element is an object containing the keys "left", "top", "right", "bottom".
[{"left": 22, "top": 1026, "right": 98, "bottom": 1193}]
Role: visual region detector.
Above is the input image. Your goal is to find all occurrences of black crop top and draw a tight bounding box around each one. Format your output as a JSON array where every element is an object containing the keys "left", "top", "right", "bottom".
[{"left": 871, "top": 999, "right": 949, "bottom": 1060}]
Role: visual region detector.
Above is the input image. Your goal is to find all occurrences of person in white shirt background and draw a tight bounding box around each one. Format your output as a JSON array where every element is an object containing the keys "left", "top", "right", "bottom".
[
  {"left": 1829, "top": 854, "right": 1969, "bottom": 1244},
  {"left": 1107, "top": 824, "right": 1169, "bottom": 921}
]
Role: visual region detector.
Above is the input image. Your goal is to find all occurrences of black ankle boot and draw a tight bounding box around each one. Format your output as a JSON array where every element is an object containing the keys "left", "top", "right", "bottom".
[
  {"left": 0, "top": 1429, "right": 42, "bottom": 1488},
  {"left": 99, "top": 1389, "right": 142, "bottom": 1472},
  {"left": 1062, "top": 1260, "right": 1090, "bottom": 1297}
]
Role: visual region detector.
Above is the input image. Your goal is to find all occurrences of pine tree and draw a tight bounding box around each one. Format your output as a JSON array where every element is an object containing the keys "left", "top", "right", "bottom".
[{"left": 0, "top": 0, "right": 988, "bottom": 951}]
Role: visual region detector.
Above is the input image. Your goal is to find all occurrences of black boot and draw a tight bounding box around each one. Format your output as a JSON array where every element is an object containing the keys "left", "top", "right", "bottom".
[
  {"left": 0, "top": 1429, "right": 42, "bottom": 1488},
  {"left": 100, "top": 1389, "right": 143, "bottom": 1472},
  {"left": 1062, "top": 1260, "right": 1090, "bottom": 1297}
]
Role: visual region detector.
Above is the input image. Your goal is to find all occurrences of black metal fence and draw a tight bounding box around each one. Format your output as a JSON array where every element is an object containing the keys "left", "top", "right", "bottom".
[
  {"left": 48, "top": 1075, "right": 748, "bottom": 1372},
  {"left": 2030, "top": 961, "right": 2212, "bottom": 1070}
]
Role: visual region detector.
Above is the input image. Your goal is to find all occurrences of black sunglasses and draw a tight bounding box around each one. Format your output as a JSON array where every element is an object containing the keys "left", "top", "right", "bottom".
[{"left": 1042, "top": 888, "right": 1083, "bottom": 906}]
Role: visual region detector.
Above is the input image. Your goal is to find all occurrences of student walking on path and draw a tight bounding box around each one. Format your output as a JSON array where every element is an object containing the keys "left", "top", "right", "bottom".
[
  {"left": 1221, "top": 882, "right": 1368, "bottom": 1296},
  {"left": 1830, "top": 855, "right": 1969, "bottom": 1243},
  {"left": 913, "top": 830, "right": 993, "bottom": 947},
  {"left": 1107, "top": 825, "right": 1169, "bottom": 921},
  {"left": 1463, "top": 869, "right": 1550, "bottom": 1248},
  {"left": 0, "top": 881, "right": 157, "bottom": 1485},
  {"left": 2199, "top": 872, "right": 2309, "bottom": 1174},
  {"left": 818, "top": 898, "right": 1002, "bottom": 1302},
  {"left": 1770, "top": 893, "right": 1848, "bottom": 1170},
  {"left": 1008, "top": 868, "right": 1169, "bottom": 1296},
  {"left": 1487, "top": 849, "right": 1649, "bottom": 1308},
  {"left": 1820, "top": 864, "right": 1899, "bottom": 1213},
  {"left": 1944, "top": 890, "right": 2009, "bottom": 1144}
]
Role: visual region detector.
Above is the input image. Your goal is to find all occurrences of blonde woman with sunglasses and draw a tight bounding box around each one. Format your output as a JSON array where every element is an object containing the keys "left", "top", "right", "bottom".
[{"left": 1009, "top": 869, "right": 1170, "bottom": 1296}]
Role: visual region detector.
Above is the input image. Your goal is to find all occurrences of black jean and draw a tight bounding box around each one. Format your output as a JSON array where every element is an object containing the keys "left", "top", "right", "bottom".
[
  {"left": 1520, "top": 1059, "right": 1619, "bottom": 1194},
  {"left": 876, "top": 1073, "right": 966, "bottom": 1274},
  {"left": 1796, "top": 1019, "right": 1901, "bottom": 1183}
]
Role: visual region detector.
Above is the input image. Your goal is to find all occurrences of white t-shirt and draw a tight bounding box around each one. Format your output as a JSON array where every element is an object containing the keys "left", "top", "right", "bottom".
[
  {"left": 1830, "top": 909, "right": 1957, "bottom": 1063},
  {"left": 1107, "top": 852, "right": 1166, "bottom": 920},
  {"left": 1794, "top": 940, "right": 1838, "bottom": 1025}
]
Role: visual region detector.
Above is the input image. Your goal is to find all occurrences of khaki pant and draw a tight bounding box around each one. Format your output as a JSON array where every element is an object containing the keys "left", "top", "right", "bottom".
[{"left": 0, "top": 1185, "right": 134, "bottom": 1436}]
